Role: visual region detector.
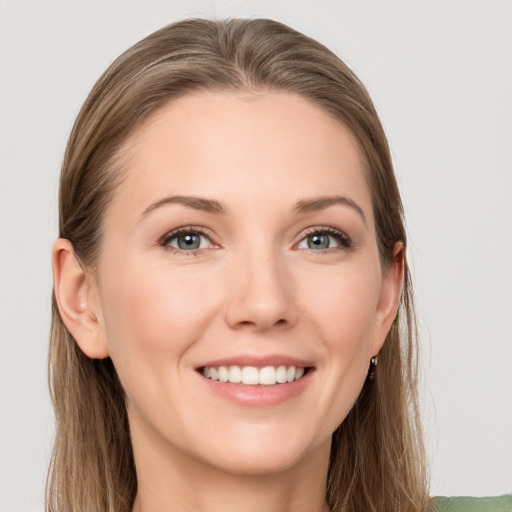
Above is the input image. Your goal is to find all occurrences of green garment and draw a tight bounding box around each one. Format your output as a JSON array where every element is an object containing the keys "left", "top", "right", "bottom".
[{"left": 433, "top": 495, "right": 512, "bottom": 512}]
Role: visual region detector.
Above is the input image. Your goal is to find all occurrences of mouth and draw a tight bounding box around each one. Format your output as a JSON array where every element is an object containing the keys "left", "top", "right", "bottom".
[
  {"left": 195, "top": 355, "right": 315, "bottom": 406},
  {"left": 198, "top": 365, "right": 311, "bottom": 386}
]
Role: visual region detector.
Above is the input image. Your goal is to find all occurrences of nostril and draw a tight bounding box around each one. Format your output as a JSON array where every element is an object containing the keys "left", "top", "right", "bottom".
[
  {"left": 238, "top": 320, "right": 257, "bottom": 327},
  {"left": 231, "top": 318, "right": 288, "bottom": 330}
]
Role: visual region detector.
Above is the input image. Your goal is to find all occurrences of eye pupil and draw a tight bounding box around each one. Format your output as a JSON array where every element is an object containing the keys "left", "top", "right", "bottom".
[
  {"left": 177, "top": 234, "right": 200, "bottom": 250},
  {"left": 308, "top": 234, "right": 329, "bottom": 249}
]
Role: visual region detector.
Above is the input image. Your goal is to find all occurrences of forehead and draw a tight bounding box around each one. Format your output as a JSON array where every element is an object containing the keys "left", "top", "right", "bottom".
[{"left": 111, "top": 90, "right": 372, "bottom": 220}]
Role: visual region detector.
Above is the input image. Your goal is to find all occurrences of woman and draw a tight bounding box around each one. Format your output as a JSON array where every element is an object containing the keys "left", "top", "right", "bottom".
[{"left": 47, "top": 18, "right": 509, "bottom": 512}]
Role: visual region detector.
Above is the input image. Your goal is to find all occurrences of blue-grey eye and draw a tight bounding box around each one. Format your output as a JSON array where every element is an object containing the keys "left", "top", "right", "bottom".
[
  {"left": 167, "top": 232, "right": 210, "bottom": 250},
  {"left": 177, "top": 234, "right": 200, "bottom": 250},
  {"left": 297, "top": 231, "right": 343, "bottom": 250},
  {"left": 308, "top": 234, "right": 330, "bottom": 249}
]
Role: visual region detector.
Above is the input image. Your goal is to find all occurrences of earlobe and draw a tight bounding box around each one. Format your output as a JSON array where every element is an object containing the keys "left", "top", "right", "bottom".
[
  {"left": 52, "top": 238, "right": 109, "bottom": 359},
  {"left": 371, "top": 242, "right": 405, "bottom": 355}
]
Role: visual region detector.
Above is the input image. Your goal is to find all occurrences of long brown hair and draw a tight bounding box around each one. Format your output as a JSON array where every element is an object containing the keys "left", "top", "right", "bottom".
[{"left": 47, "top": 18, "right": 429, "bottom": 512}]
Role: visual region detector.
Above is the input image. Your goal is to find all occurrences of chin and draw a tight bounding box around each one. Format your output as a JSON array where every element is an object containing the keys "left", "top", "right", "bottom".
[
  {"left": 205, "top": 449, "right": 309, "bottom": 476},
  {"left": 192, "top": 425, "right": 330, "bottom": 476}
]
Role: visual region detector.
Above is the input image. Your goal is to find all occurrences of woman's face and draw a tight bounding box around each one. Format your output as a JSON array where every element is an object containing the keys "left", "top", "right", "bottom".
[{"left": 89, "top": 91, "right": 401, "bottom": 475}]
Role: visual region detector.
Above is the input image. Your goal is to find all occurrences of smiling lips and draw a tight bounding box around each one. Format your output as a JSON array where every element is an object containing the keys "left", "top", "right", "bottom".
[
  {"left": 196, "top": 356, "right": 314, "bottom": 405},
  {"left": 201, "top": 365, "right": 306, "bottom": 385}
]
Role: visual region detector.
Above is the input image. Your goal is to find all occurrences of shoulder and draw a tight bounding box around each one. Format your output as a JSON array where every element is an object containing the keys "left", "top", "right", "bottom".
[{"left": 432, "top": 495, "right": 512, "bottom": 512}]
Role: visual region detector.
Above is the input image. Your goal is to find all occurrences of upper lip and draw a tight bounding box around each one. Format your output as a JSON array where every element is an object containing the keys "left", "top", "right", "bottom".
[{"left": 196, "top": 354, "right": 315, "bottom": 369}]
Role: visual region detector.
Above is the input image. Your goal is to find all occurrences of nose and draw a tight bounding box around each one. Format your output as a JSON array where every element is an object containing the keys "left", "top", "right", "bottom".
[{"left": 224, "top": 249, "right": 298, "bottom": 332}]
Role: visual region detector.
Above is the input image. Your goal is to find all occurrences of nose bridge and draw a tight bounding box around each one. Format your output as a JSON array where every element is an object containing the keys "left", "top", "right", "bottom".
[{"left": 224, "top": 235, "right": 296, "bottom": 331}]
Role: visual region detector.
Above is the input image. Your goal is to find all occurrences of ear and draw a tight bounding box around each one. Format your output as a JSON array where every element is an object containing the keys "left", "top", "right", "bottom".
[
  {"left": 52, "top": 238, "right": 109, "bottom": 359},
  {"left": 371, "top": 242, "right": 404, "bottom": 356}
]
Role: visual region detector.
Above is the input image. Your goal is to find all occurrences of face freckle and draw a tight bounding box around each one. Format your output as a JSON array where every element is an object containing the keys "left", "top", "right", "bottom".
[{"left": 93, "top": 90, "right": 398, "bottom": 477}]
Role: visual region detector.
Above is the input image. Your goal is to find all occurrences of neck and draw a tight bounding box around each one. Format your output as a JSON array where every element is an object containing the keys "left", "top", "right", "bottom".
[
  {"left": 130, "top": 417, "right": 331, "bottom": 512},
  {"left": 133, "top": 469, "right": 331, "bottom": 512}
]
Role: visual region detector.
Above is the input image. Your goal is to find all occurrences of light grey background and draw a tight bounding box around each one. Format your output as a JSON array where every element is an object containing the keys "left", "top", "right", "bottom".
[{"left": 1, "top": 1, "right": 510, "bottom": 510}]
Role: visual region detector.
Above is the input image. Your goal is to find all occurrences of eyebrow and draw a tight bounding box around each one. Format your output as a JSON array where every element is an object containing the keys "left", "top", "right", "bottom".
[
  {"left": 141, "top": 194, "right": 366, "bottom": 225},
  {"left": 141, "top": 195, "right": 226, "bottom": 217},
  {"left": 294, "top": 195, "right": 367, "bottom": 225}
]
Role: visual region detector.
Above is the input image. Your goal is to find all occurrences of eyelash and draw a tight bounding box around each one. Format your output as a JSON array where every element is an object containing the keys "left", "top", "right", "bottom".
[
  {"left": 296, "top": 226, "right": 353, "bottom": 252},
  {"left": 159, "top": 226, "right": 215, "bottom": 256},
  {"left": 159, "top": 225, "right": 353, "bottom": 255}
]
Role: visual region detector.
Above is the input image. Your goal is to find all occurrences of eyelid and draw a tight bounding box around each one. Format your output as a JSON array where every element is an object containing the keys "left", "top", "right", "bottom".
[
  {"left": 159, "top": 226, "right": 217, "bottom": 252},
  {"left": 158, "top": 225, "right": 352, "bottom": 253},
  {"left": 294, "top": 226, "right": 353, "bottom": 250}
]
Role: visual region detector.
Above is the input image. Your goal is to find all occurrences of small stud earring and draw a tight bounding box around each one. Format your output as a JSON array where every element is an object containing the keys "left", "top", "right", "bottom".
[{"left": 367, "top": 356, "right": 378, "bottom": 381}]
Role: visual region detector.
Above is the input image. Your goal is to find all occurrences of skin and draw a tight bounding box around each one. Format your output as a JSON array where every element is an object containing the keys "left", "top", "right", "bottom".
[{"left": 53, "top": 91, "right": 403, "bottom": 512}]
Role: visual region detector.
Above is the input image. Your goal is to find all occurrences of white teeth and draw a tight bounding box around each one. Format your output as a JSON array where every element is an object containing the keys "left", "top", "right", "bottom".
[
  {"left": 201, "top": 365, "right": 308, "bottom": 385},
  {"left": 218, "top": 366, "right": 229, "bottom": 383},
  {"left": 242, "top": 366, "right": 259, "bottom": 385},
  {"left": 276, "top": 365, "right": 287, "bottom": 384},
  {"left": 259, "top": 366, "right": 276, "bottom": 385},
  {"left": 228, "top": 365, "right": 242, "bottom": 383}
]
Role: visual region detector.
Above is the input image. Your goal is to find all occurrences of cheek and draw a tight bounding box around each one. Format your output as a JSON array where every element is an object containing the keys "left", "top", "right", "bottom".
[
  {"left": 302, "top": 263, "right": 381, "bottom": 350},
  {"left": 98, "top": 258, "right": 221, "bottom": 376},
  {"left": 298, "top": 262, "right": 381, "bottom": 423},
  {"left": 96, "top": 258, "right": 227, "bottom": 443}
]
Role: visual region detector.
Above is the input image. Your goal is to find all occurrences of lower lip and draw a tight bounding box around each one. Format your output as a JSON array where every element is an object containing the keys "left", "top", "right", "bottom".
[{"left": 197, "top": 370, "right": 313, "bottom": 407}]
